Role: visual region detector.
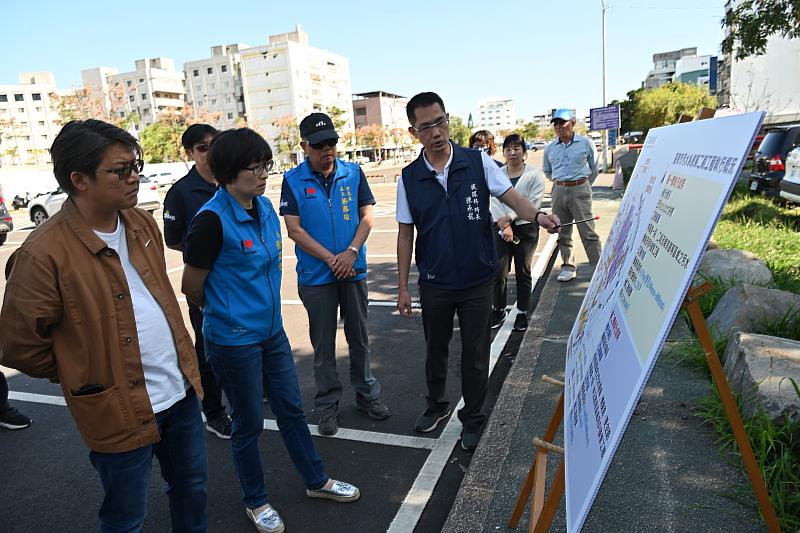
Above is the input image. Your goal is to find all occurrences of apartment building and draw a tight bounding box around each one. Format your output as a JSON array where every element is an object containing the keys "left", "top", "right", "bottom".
[
  {"left": 352, "top": 91, "right": 407, "bottom": 130},
  {"left": 0, "top": 72, "right": 62, "bottom": 167},
  {"left": 643, "top": 47, "right": 697, "bottom": 89},
  {"left": 475, "top": 97, "right": 516, "bottom": 134},
  {"left": 673, "top": 55, "right": 718, "bottom": 94},
  {"left": 184, "top": 44, "right": 248, "bottom": 130},
  {"left": 240, "top": 25, "right": 354, "bottom": 146}
]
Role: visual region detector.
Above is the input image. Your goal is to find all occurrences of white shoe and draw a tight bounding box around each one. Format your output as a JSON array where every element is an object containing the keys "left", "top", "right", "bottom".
[
  {"left": 557, "top": 269, "right": 577, "bottom": 282},
  {"left": 247, "top": 504, "right": 284, "bottom": 533}
]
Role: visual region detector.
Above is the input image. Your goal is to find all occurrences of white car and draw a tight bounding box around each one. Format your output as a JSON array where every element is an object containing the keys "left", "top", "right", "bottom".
[
  {"left": 779, "top": 147, "right": 800, "bottom": 204},
  {"left": 28, "top": 177, "right": 162, "bottom": 226},
  {"left": 150, "top": 172, "right": 177, "bottom": 188}
]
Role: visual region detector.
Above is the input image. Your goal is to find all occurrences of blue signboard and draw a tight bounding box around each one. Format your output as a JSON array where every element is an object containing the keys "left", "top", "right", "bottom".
[
  {"left": 589, "top": 105, "right": 621, "bottom": 131},
  {"left": 608, "top": 129, "right": 618, "bottom": 147}
]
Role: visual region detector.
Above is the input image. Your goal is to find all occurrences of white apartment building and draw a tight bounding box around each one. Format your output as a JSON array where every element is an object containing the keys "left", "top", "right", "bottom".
[
  {"left": 240, "top": 25, "right": 354, "bottom": 146},
  {"left": 101, "top": 58, "right": 186, "bottom": 135},
  {"left": 184, "top": 44, "right": 249, "bottom": 130},
  {"left": 0, "top": 72, "right": 62, "bottom": 167},
  {"left": 476, "top": 97, "right": 516, "bottom": 134}
]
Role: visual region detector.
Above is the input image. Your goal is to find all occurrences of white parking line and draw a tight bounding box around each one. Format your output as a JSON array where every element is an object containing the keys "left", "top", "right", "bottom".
[{"left": 387, "top": 233, "right": 558, "bottom": 532}]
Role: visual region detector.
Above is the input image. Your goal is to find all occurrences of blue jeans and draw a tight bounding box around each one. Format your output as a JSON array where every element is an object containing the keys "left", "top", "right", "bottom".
[
  {"left": 89, "top": 389, "right": 208, "bottom": 533},
  {"left": 206, "top": 329, "right": 328, "bottom": 509}
]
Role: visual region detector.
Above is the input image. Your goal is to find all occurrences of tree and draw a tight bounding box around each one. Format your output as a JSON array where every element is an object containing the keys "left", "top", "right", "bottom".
[
  {"left": 519, "top": 122, "right": 540, "bottom": 140},
  {"left": 356, "top": 124, "right": 387, "bottom": 159},
  {"left": 721, "top": 0, "right": 800, "bottom": 60},
  {"left": 611, "top": 88, "right": 645, "bottom": 134},
  {"left": 140, "top": 117, "right": 184, "bottom": 163},
  {"left": 325, "top": 106, "right": 349, "bottom": 132},
  {"left": 273, "top": 115, "right": 302, "bottom": 161},
  {"left": 50, "top": 83, "right": 132, "bottom": 127},
  {"left": 448, "top": 115, "right": 471, "bottom": 147},
  {"left": 632, "top": 82, "right": 717, "bottom": 133}
]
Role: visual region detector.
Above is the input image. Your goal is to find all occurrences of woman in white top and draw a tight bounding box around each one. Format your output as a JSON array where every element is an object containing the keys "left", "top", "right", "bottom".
[{"left": 489, "top": 134, "right": 546, "bottom": 331}]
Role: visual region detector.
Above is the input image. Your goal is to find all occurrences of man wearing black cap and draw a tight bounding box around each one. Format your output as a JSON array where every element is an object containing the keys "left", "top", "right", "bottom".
[{"left": 280, "top": 112, "right": 389, "bottom": 436}]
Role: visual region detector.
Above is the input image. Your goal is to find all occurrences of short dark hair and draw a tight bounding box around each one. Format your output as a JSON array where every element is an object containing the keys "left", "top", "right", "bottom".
[
  {"left": 50, "top": 119, "right": 142, "bottom": 196},
  {"left": 406, "top": 92, "right": 446, "bottom": 125},
  {"left": 469, "top": 130, "right": 497, "bottom": 155},
  {"left": 208, "top": 128, "right": 272, "bottom": 186},
  {"left": 181, "top": 123, "right": 218, "bottom": 150},
  {"left": 502, "top": 134, "right": 527, "bottom": 153}
]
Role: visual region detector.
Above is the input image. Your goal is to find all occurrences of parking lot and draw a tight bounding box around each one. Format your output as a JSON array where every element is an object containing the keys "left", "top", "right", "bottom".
[{"left": 0, "top": 157, "right": 558, "bottom": 532}]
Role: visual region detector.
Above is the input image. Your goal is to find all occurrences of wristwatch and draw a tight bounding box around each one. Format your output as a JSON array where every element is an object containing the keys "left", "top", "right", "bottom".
[{"left": 347, "top": 246, "right": 359, "bottom": 256}]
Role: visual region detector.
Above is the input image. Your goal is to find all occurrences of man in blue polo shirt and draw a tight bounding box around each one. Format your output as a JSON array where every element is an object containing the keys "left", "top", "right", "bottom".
[
  {"left": 281, "top": 113, "right": 389, "bottom": 436},
  {"left": 396, "top": 92, "right": 560, "bottom": 451},
  {"left": 163, "top": 123, "right": 232, "bottom": 439},
  {"left": 543, "top": 108, "right": 602, "bottom": 282}
]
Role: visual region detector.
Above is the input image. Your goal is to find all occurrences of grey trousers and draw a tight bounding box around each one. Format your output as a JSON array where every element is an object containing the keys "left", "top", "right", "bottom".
[
  {"left": 298, "top": 280, "right": 381, "bottom": 412},
  {"left": 551, "top": 180, "right": 602, "bottom": 270}
]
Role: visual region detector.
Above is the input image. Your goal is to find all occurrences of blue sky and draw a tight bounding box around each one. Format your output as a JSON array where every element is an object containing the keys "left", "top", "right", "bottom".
[{"left": 2, "top": 0, "right": 725, "bottom": 122}]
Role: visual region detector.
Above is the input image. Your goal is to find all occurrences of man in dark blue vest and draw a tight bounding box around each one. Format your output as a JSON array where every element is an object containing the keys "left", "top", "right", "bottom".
[
  {"left": 281, "top": 113, "right": 389, "bottom": 436},
  {"left": 396, "top": 92, "right": 559, "bottom": 451}
]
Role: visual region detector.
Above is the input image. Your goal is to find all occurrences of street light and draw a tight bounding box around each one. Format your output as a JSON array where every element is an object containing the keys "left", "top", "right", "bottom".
[{"left": 601, "top": 0, "right": 609, "bottom": 172}]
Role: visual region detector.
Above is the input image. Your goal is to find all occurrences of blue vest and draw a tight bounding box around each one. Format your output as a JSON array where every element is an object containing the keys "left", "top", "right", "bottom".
[
  {"left": 402, "top": 145, "right": 497, "bottom": 290},
  {"left": 197, "top": 188, "right": 284, "bottom": 345},
  {"left": 283, "top": 159, "right": 367, "bottom": 286}
]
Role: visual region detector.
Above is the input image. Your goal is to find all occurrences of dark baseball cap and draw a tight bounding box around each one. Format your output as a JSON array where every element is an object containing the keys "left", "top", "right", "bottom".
[{"left": 299, "top": 112, "right": 339, "bottom": 144}]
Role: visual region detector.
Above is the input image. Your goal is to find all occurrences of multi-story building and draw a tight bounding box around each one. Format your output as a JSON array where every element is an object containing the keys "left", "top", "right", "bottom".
[
  {"left": 240, "top": 25, "right": 354, "bottom": 148},
  {"left": 531, "top": 112, "right": 552, "bottom": 132},
  {"left": 719, "top": 0, "right": 800, "bottom": 125},
  {"left": 0, "top": 72, "right": 62, "bottom": 167},
  {"left": 643, "top": 47, "right": 697, "bottom": 89},
  {"left": 94, "top": 58, "right": 186, "bottom": 136},
  {"left": 475, "top": 97, "right": 516, "bottom": 134},
  {"left": 352, "top": 91, "right": 407, "bottom": 130},
  {"left": 673, "top": 55, "right": 718, "bottom": 94},
  {"left": 184, "top": 44, "right": 249, "bottom": 130}
]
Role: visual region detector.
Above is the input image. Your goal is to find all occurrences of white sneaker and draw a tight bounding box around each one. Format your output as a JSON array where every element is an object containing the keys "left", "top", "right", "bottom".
[
  {"left": 557, "top": 269, "right": 577, "bottom": 282},
  {"left": 247, "top": 505, "right": 285, "bottom": 533}
]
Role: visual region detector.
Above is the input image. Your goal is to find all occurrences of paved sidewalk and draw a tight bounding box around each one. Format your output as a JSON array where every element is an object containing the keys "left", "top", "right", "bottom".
[{"left": 443, "top": 175, "right": 765, "bottom": 533}]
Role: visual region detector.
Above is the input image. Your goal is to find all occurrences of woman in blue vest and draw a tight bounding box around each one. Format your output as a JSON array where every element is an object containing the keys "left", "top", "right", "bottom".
[{"left": 181, "top": 128, "right": 359, "bottom": 533}]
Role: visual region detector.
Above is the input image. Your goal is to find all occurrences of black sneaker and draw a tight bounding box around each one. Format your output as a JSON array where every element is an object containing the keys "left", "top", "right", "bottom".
[
  {"left": 513, "top": 312, "right": 529, "bottom": 331},
  {"left": 0, "top": 407, "right": 32, "bottom": 430},
  {"left": 490, "top": 309, "right": 508, "bottom": 329},
  {"left": 206, "top": 415, "right": 232, "bottom": 440},
  {"left": 461, "top": 429, "right": 480, "bottom": 452},
  {"left": 355, "top": 397, "right": 391, "bottom": 420},
  {"left": 318, "top": 410, "right": 339, "bottom": 436},
  {"left": 414, "top": 408, "right": 452, "bottom": 433}
]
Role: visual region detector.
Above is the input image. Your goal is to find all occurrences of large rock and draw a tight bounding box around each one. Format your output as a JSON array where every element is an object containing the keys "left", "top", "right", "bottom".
[
  {"left": 723, "top": 332, "right": 800, "bottom": 425},
  {"left": 695, "top": 248, "right": 773, "bottom": 286},
  {"left": 707, "top": 284, "right": 800, "bottom": 340}
]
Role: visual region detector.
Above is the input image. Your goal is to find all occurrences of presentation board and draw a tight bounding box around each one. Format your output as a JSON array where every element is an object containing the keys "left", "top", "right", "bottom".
[{"left": 564, "top": 111, "right": 764, "bottom": 532}]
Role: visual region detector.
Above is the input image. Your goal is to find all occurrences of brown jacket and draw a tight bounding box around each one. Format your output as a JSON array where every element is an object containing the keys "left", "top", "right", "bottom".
[{"left": 0, "top": 200, "right": 202, "bottom": 453}]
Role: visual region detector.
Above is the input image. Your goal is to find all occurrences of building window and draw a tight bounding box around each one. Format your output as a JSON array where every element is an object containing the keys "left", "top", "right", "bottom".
[
  {"left": 32, "top": 93, "right": 42, "bottom": 101},
  {"left": 193, "top": 69, "right": 199, "bottom": 77},
  {"left": 129, "top": 95, "right": 135, "bottom": 102},
  {"left": 221, "top": 65, "right": 228, "bottom": 73},
  {"left": 142, "top": 94, "right": 147, "bottom": 100},
  {"left": 207, "top": 67, "right": 213, "bottom": 74},
  {"left": 264, "top": 72, "right": 269, "bottom": 77},
  {"left": 0, "top": 95, "right": 6, "bottom": 102},
  {"left": 139, "top": 78, "right": 144, "bottom": 83},
  {"left": 354, "top": 108, "right": 366, "bottom": 117},
  {"left": 18, "top": 107, "right": 25, "bottom": 113},
  {"left": 227, "top": 112, "right": 233, "bottom": 119},
  {"left": 38, "top": 120, "right": 45, "bottom": 126},
  {"left": 14, "top": 94, "right": 24, "bottom": 101},
  {"left": 41, "top": 135, "right": 48, "bottom": 140},
  {"left": 211, "top": 99, "right": 217, "bottom": 105},
  {"left": 126, "top": 80, "right": 131, "bottom": 87}
]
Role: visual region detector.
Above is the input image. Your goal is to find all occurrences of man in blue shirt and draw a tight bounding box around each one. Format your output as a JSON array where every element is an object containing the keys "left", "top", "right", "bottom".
[
  {"left": 163, "top": 123, "right": 232, "bottom": 439},
  {"left": 542, "top": 108, "right": 602, "bottom": 282},
  {"left": 281, "top": 113, "right": 389, "bottom": 436}
]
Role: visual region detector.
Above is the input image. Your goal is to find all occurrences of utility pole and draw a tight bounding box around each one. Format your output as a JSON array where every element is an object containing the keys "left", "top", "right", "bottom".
[{"left": 601, "top": 0, "right": 609, "bottom": 172}]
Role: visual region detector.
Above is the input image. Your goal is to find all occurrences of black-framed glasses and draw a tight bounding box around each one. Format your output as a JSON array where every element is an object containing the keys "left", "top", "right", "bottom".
[
  {"left": 96, "top": 159, "right": 144, "bottom": 180},
  {"left": 245, "top": 160, "right": 275, "bottom": 176},
  {"left": 412, "top": 114, "right": 450, "bottom": 135},
  {"left": 308, "top": 139, "right": 337, "bottom": 150}
]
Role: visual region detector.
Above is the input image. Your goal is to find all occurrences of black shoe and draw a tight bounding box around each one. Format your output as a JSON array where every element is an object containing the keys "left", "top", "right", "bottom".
[
  {"left": 0, "top": 407, "right": 31, "bottom": 430},
  {"left": 318, "top": 409, "right": 339, "bottom": 436},
  {"left": 355, "top": 397, "right": 391, "bottom": 420},
  {"left": 513, "top": 312, "right": 528, "bottom": 331},
  {"left": 206, "top": 415, "right": 232, "bottom": 440},
  {"left": 490, "top": 309, "right": 508, "bottom": 329},
  {"left": 414, "top": 408, "right": 452, "bottom": 433},
  {"left": 460, "top": 429, "right": 480, "bottom": 451}
]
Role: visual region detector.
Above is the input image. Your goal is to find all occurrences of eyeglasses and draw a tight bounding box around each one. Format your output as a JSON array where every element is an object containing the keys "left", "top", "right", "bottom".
[
  {"left": 193, "top": 144, "right": 210, "bottom": 153},
  {"left": 308, "top": 139, "right": 337, "bottom": 150},
  {"left": 245, "top": 160, "right": 275, "bottom": 176},
  {"left": 412, "top": 115, "right": 450, "bottom": 135},
  {"left": 96, "top": 159, "right": 144, "bottom": 180}
]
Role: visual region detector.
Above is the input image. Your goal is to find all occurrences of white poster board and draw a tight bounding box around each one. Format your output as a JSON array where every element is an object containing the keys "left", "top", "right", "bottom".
[{"left": 564, "top": 111, "right": 764, "bottom": 532}]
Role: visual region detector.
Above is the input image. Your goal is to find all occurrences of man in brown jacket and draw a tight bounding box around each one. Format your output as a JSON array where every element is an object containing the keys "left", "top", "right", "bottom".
[{"left": 0, "top": 120, "right": 208, "bottom": 533}]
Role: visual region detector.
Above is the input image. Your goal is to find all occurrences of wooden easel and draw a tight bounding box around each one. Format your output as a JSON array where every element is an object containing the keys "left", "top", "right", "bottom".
[{"left": 508, "top": 285, "right": 781, "bottom": 532}]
